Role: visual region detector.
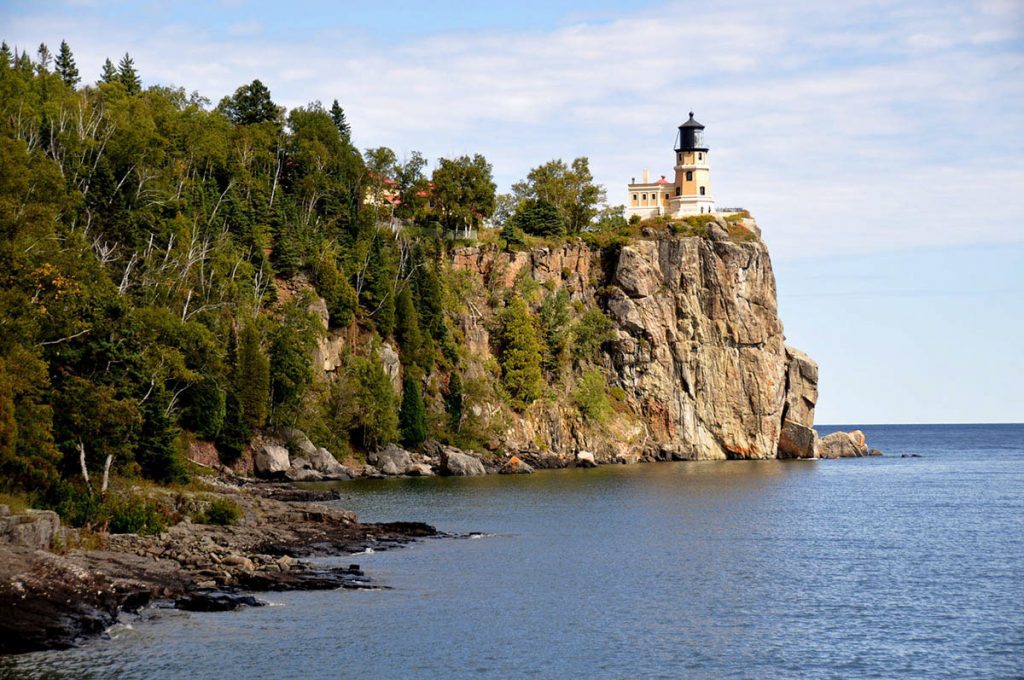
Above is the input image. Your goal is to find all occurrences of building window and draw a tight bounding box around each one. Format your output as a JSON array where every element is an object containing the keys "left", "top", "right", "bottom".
[
  {"left": 675, "top": 187, "right": 681, "bottom": 196},
  {"left": 642, "top": 194, "right": 647, "bottom": 201},
  {"left": 633, "top": 194, "right": 637, "bottom": 201},
  {"left": 686, "top": 171, "right": 693, "bottom": 181},
  {"left": 698, "top": 153, "right": 703, "bottom": 161},
  {"left": 700, "top": 186, "right": 706, "bottom": 195},
  {"left": 678, "top": 153, "right": 682, "bottom": 162}
]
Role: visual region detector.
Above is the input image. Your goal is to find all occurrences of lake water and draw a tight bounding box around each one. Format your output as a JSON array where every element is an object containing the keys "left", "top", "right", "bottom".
[{"left": 5, "top": 424, "right": 1023, "bottom": 679}]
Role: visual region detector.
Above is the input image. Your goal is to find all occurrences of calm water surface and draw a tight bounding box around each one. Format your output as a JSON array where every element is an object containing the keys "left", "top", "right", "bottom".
[{"left": 5, "top": 424, "right": 1023, "bottom": 679}]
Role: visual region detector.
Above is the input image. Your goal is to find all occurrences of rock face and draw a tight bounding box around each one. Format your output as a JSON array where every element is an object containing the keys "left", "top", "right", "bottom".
[
  {"left": 451, "top": 234, "right": 818, "bottom": 461},
  {"left": 778, "top": 346, "right": 819, "bottom": 458},
  {"left": 817, "top": 430, "right": 870, "bottom": 458}
]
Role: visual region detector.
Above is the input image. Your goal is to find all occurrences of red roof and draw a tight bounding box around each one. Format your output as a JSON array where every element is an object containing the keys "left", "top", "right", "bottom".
[{"left": 655, "top": 176, "right": 670, "bottom": 184}]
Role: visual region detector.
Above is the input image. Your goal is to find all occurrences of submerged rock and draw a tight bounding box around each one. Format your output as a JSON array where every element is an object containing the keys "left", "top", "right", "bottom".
[{"left": 176, "top": 590, "right": 266, "bottom": 612}]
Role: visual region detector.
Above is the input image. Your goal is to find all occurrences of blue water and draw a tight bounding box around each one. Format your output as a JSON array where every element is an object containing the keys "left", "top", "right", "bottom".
[{"left": 5, "top": 424, "right": 1024, "bottom": 679}]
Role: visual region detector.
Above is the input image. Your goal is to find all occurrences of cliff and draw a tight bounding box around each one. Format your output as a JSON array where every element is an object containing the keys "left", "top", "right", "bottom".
[{"left": 445, "top": 217, "right": 819, "bottom": 463}]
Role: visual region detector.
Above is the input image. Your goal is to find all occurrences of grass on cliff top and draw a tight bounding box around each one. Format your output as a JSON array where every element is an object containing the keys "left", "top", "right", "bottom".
[{"left": 0, "top": 491, "right": 32, "bottom": 514}]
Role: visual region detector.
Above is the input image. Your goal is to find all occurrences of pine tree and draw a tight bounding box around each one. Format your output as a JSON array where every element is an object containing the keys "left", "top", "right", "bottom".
[
  {"left": 496, "top": 297, "right": 544, "bottom": 410},
  {"left": 219, "top": 79, "right": 278, "bottom": 125},
  {"left": 234, "top": 324, "right": 270, "bottom": 431},
  {"left": 445, "top": 370, "right": 463, "bottom": 433},
  {"left": 99, "top": 58, "right": 117, "bottom": 84},
  {"left": 0, "top": 43, "right": 11, "bottom": 70},
  {"left": 36, "top": 43, "right": 52, "bottom": 71},
  {"left": 54, "top": 41, "right": 80, "bottom": 88},
  {"left": 117, "top": 52, "right": 141, "bottom": 94},
  {"left": 394, "top": 285, "right": 423, "bottom": 365},
  {"left": 399, "top": 373, "right": 427, "bottom": 448},
  {"left": 330, "top": 99, "right": 351, "bottom": 139},
  {"left": 136, "top": 386, "right": 187, "bottom": 483}
]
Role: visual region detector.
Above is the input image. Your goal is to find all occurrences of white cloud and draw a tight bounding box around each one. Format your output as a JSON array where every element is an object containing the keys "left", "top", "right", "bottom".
[{"left": 3, "top": 0, "right": 1023, "bottom": 256}]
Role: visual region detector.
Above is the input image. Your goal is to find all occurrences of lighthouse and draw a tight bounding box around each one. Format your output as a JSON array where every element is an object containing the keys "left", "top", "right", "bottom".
[{"left": 626, "top": 112, "right": 716, "bottom": 219}]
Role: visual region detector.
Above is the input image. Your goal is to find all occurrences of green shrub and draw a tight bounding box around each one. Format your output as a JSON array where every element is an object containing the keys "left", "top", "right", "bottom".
[
  {"left": 573, "top": 369, "right": 610, "bottom": 422},
  {"left": 104, "top": 494, "right": 168, "bottom": 535},
  {"left": 198, "top": 497, "right": 242, "bottom": 526},
  {"left": 571, "top": 308, "right": 616, "bottom": 363}
]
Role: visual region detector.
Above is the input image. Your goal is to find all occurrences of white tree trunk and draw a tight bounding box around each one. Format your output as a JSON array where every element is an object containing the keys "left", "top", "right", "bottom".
[{"left": 100, "top": 455, "right": 113, "bottom": 498}]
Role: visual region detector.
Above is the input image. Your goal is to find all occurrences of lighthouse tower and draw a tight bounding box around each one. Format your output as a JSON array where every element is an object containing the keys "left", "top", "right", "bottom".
[
  {"left": 625, "top": 112, "right": 716, "bottom": 220},
  {"left": 670, "top": 112, "right": 715, "bottom": 216}
]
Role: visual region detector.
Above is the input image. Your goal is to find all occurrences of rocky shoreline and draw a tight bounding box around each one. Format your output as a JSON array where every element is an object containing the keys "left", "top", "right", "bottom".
[
  {"left": 0, "top": 485, "right": 438, "bottom": 655},
  {"left": 231, "top": 425, "right": 882, "bottom": 485},
  {"left": 1, "top": 426, "right": 881, "bottom": 656}
]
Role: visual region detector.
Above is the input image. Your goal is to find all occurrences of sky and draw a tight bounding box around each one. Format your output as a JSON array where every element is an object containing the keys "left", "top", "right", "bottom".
[{"left": 2, "top": 0, "right": 1023, "bottom": 424}]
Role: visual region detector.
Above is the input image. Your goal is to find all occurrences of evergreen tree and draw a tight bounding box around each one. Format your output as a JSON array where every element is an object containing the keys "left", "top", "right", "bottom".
[
  {"left": 219, "top": 79, "right": 279, "bottom": 125},
  {"left": 99, "top": 57, "right": 117, "bottom": 84},
  {"left": 36, "top": 43, "right": 52, "bottom": 72},
  {"left": 136, "top": 386, "right": 187, "bottom": 483},
  {"left": 445, "top": 370, "right": 463, "bottom": 433},
  {"left": 394, "top": 285, "right": 423, "bottom": 365},
  {"left": 512, "top": 198, "right": 565, "bottom": 237},
  {"left": 314, "top": 258, "right": 357, "bottom": 329},
  {"left": 117, "top": 52, "right": 141, "bottom": 94},
  {"left": 0, "top": 42, "right": 11, "bottom": 70},
  {"left": 234, "top": 324, "right": 270, "bottom": 431},
  {"left": 539, "top": 289, "right": 571, "bottom": 377},
  {"left": 361, "top": 236, "right": 397, "bottom": 338},
  {"left": 496, "top": 297, "right": 544, "bottom": 410},
  {"left": 183, "top": 378, "right": 226, "bottom": 439},
  {"left": 54, "top": 41, "right": 80, "bottom": 88},
  {"left": 330, "top": 99, "right": 351, "bottom": 139},
  {"left": 398, "top": 373, "right": 427, "bottom": 448}
]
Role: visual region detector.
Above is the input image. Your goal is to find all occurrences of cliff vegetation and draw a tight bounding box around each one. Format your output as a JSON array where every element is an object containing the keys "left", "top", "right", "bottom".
[{"left": 0, "top": 41, "right": 817, "bottom": 529}]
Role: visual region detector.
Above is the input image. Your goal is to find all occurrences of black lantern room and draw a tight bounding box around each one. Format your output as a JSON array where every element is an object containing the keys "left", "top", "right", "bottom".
[{"left": 675, "top": 112, "right": 707, "bottom": 152}]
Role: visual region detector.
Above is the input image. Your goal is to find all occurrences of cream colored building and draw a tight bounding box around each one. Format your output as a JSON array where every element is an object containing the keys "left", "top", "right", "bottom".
[{"left": 627, "top": 112, "right": 715, "bottom": 219}]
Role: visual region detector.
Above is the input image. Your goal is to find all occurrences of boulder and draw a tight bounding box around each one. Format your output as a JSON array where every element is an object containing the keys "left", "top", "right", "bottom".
[
  {"left": 575, "top": 451, "right": 598, "bottom": 468},
  {"left": 499, "top": 456, "right": 534, "bottom": 475},
  {"left": 816, "top": 431, "right": 870, "bottom": 458},
  {"left": 0, "top": 510, "right": 61, "bottom": 549},
  {"left": 439, "top": 447, "right": 487, "bottom": 476},
  {"left": 778, "top": 421, "right": 818, "bottom": 459},
  {"left": 308, "top": 447, "right": 353, "bottom": 480},
  {"left": 406, "top": 463, "right": 435, "bottom": 477},
  {"left": 283, "top": 428, "right": 318, "bottom": 457},
  {"left": 255, "top": 444, "right": 291, "bottom": 476},
  {"left": 369, "top": 444, "right": 414, "bottom": 476}
]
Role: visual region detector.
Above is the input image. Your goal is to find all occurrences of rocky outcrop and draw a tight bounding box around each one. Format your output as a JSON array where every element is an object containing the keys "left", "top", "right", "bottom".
[
  {"left": 452, "top": 227, "right": 818, "bottom": 462},
  {"left": 778, "top": 346, "right": 819, "bottom": 458},
  {"left": 0, "top": 488, "right": 438, "bottom": 654},
  {"left": 575, "top": 451, "right": 598, "bottom": 468},
  {"left": 0, "top": 507, "right": 64, "bottom": 550}
]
